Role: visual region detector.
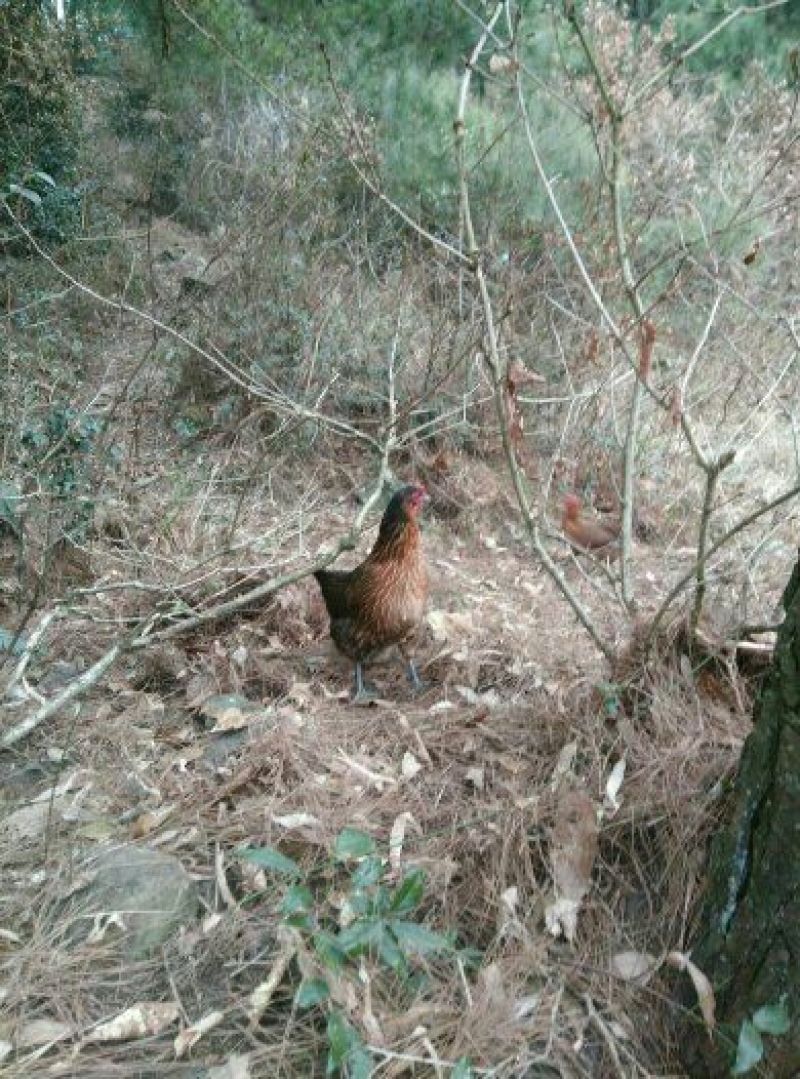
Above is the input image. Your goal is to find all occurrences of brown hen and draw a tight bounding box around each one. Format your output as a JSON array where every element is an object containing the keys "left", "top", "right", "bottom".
[
  {"left": 314, "top": 485, "right": 429, "bottom": 699},
  {"left": 561, "top": 493, "right": 619, "bottom": 554}
]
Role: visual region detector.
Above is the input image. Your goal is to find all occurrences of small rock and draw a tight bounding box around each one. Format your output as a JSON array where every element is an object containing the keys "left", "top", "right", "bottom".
[{"left": 61, "top": 845, "right": 200, "bottom": 958}]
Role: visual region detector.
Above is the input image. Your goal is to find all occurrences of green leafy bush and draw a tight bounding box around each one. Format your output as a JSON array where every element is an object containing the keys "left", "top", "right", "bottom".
[
  {"left": 0, "top": 3, "right": 78, "bottom": 188},
  {"left": 239, "top": 826, "right": 460, "bottom": 1075}
]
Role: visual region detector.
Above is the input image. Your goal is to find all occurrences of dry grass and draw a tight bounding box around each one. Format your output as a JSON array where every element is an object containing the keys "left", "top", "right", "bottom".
[{"left": 0, "top": 445, "right": 757, "bottom": 1076}]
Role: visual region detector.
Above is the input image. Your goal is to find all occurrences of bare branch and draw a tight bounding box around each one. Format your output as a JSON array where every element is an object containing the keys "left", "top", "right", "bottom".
[
  {"left": 646, "top": 482, "right": 800, "bottom": 652},
  {"left": 626, "top": 1, "right": 791, "bottom": 115},
  {"left": 2, "top": 203, "right": 382, "bottom": 453},
  {"left": 454, "top": 9, "right": 614, "bottom": 662}
]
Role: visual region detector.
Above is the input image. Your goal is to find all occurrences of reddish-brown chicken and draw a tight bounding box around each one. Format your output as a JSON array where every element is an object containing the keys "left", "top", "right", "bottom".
[
  {"left": 561, "top": 494, "right": 619, "bottom": 554},
  {"left": 314, "top": 485, "right": 429, "bottom": 699}
]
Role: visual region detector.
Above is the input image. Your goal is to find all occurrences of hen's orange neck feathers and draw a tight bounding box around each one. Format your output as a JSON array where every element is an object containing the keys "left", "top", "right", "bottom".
[
  {"left": 370, "top": 485, "right": 425, "bottom": 560},
  {"left": 563, "top": 494, "right": 582, "bottom": 522}
]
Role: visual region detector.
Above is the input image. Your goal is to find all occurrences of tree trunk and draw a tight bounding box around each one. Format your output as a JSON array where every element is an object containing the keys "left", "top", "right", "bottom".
[{"left": 683, "top": 551, "right": 800, "bottom": 1076}]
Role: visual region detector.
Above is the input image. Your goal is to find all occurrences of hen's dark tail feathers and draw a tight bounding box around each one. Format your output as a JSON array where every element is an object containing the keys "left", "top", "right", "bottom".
[{"left": 313, "top": 568, "right": 354, "bottom": 620}]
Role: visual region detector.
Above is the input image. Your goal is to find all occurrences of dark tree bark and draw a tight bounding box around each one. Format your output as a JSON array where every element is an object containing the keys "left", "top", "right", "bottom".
[{"left": 683, "top": 551, "right": 800, "bottom": 1076}]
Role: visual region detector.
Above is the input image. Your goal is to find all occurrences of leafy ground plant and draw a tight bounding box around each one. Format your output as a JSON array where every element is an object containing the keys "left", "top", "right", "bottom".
[
  {"left": 732, "top": 998, "right": 791, "bottom": 1076},
  {"left": 239, "top": 826, "right": 469, "bottom": 1076}
]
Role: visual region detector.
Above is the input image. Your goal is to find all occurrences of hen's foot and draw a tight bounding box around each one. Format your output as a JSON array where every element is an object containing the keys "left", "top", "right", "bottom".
[
  {"left": 406, "top": 660, "right": 432, "bottom": 696},
  {"left": 352, "top": 663, "right": 378, "bottom": 704}
]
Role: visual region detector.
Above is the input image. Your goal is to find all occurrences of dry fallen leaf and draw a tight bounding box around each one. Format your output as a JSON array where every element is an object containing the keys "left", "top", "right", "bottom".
[
  {"left": 215, "top": 843, "right": 237, "bottom": 909},
  {"left": 247, "top": 926, "right": 296, "bottom": 1025},
  {"left": 667, "top": 951, "right": 715, "bottom": 1038},
  {"left": 488, "top": 54, "right": 519, "bottom": 75},
  {"left": 15, "top": 1018, "right": 72, "bottom": 1048},
  {"left": 426, "top": 609, "right": 473, "bottom": 642},
  {"left": 272, "top": 812, "right": 320, "bottom": 830},
  {"left": 610, "top": 950, "right": 658, "bottom": 983},
  {"left": 84, "top": 1003, "right": 179, "bottom": 1044},
  {"left": 603, "top": 758, "right": 626, "bottom": 816},
  {"left": 174, "top": 1010, "right": 226, "bottom": 1058},
  {"left": 389, "top": 811, "right": 417, "bottom": 870},
  {"left": 200, "top": 694, "right": 269, "bottom": 733},
  {"left": 550, "top": 741, "right": 578, "bottom": 790},
  {"left": 208, "top": 1055, "right": 251, "bottom": 1079},
  {"left": 131, "top": 805, "right": 173, "bottom": 839},
  {"left": 545, "top": 787, "right": 599, "bottom": 943},
  {"left": 401, "top": 750, "right": 422, "bottom": 779}
]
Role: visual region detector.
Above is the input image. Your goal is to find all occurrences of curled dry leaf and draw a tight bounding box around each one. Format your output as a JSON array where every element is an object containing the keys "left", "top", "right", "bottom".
[
  {"left": 200, "top": 694, "right": 269, "bottom": 733},
  {"left": 336, "top": 749, "right": 397, "bottom": 791},
  {"left": 208, "top": 1055, "right": 251, "bottom": 1079},
  {"left": 84, "top": 1003, "right": 179, "bottom": 1044},
  {"left": 426, "top": 609, "right": 473, "bottom": 642},
  {"left": 545, "top": 787, "right": 599, "bottom": 943},
  {"left": 388, "top": 811, "right": 416, "bottom": 870},
  {"left": 247, "top": 926, "right": 296, "bottom": 1025},
  {"left": 603, "top": 758, "right": 626, "bottom": 816},
  {"left": 550, "top": 741, "right": 578, "bottom": 791},
  {"left": 272, "top": 812, "right": 320, "bottom": 830},
  {"left": 504, "top": 359, "right": 543, "bottom": 459},
  {"left": 174, "top": 1010, "right": 225, "bottom": 1058},
  {"left": 215, "top": 843, "right": 237, "bottom": 909},
  {"left": 506, "top": 358, "right": 544, "bottom": 390},
  {"left": 488, "top": 53, "right": 519, "bottom": 75},
  {"left": 401, "top": 750, "right": 422, "bottom": 779},
  {"left": 358, "top": 960, "right": 385, "bottom": 1045},
  {"left": 610, "top": 950, "right": 659, "bottom": 983},
  {"left": 638, "top": 319, "right": 656, "bottom": 380},
  {"left": 15, "top": 1018, "right": 72, "bottom": 1048},
  {"left": 428, "top": 699, "right": 455, "bottom": 714},
  {"left": 670, "top": 385, "right": 683, "bottom": 428},
  {"left": 131, "top": 805, "right": 173, "bottom": 839},
  {"left": 667, "top": 952, "right": 715, "bottom": 1038}
]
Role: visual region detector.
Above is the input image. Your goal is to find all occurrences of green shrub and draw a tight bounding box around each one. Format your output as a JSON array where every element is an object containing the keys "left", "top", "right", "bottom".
[{"left": 0, "top": 3, "right": 78, "bottom": 187}]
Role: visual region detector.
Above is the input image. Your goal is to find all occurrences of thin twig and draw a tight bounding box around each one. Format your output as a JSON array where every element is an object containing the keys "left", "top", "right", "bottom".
[
  {"left": 626, "top": 1, "right": 790, "bottom": 115},
  {"left": 583, "top": 994, "right": 627, "bottom": 1079},
  {"left": 455, "top": 8, "right": 614, "bottom": 662},
  {"left": 2, "top": 204, "right": 382, "bottom": 454},
  {"left": 689, "top": 450, "right": 736, "bottom": 637},
  {"left": 646, "top": 482, "right": 800, "bottom": 651}
]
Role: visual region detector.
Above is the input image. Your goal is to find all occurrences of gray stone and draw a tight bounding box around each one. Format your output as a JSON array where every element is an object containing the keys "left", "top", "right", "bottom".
[{"left": 66, "top": 845, "right": 200, "bottom": 958}]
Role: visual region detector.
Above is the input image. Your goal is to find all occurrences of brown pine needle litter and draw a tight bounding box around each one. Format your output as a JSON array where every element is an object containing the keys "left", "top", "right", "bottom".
[{"left": 1, "top": 483, "right": 755, "bottom": 1077}]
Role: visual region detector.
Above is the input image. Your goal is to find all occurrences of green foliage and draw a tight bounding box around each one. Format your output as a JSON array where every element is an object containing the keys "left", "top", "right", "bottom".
[
  {"left": 625, "top": 0, "right": 800, "bottom": 81},
  {"left": 21, "top": 405, "right": 103, "bottom": 542},
  {"left": 751, "top": 1000, "right": 791, "bottom": 1037},
  {"left": 0, "top": 627, "right": 28, "bottom": 656},
  {"left": 0, "top": 3, "right": 79, "bottom": 189},
  {"left": 326, "top": 1010, "right": 371, "bottom": 1078},
  {"left": 0, "top": 483, "right": 23, "bottom": 540},
  {"left": 732, "top": 998, "right": 791, "bottom": 1074},
  {"left": 238, "top": 845, "right": 303, "bottom": 878},
  {"left": 238, "top": 826, "right": 459, "bottom": 1075},
  {"left": 597, "top": 681, "right": 622, "bottom": 720}
]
